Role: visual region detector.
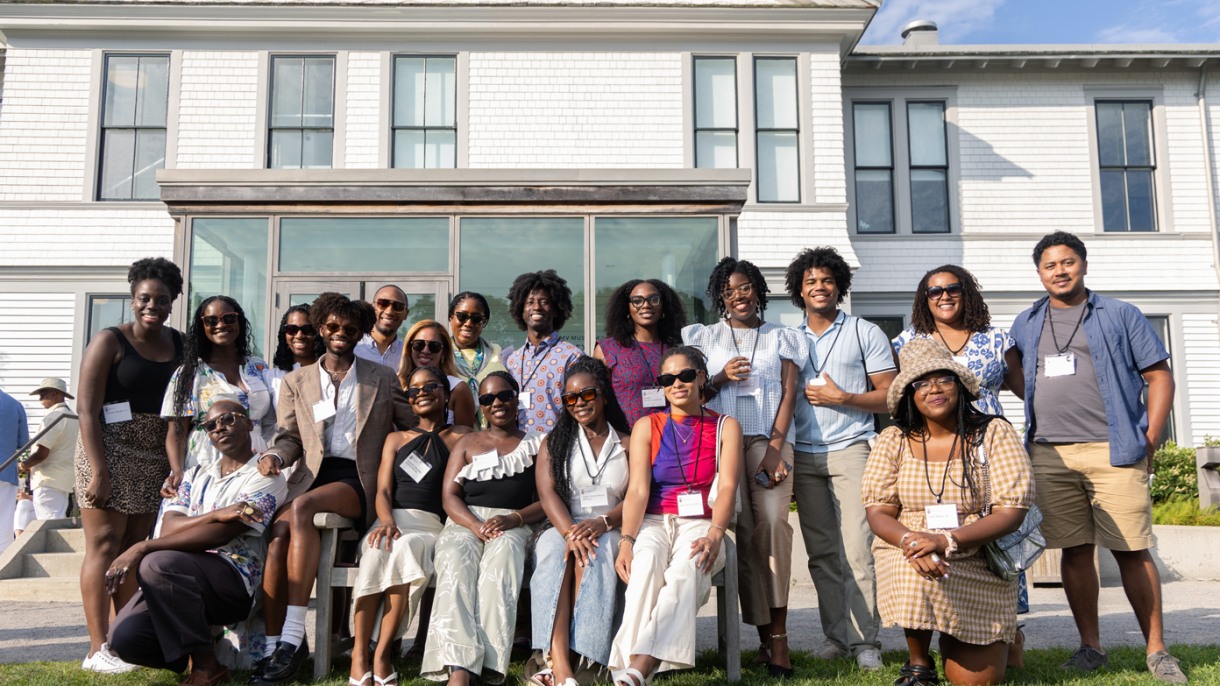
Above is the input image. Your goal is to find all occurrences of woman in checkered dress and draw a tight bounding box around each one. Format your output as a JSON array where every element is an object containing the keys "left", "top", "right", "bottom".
[{"left": 862, "top": 338, "right": 1034, "bottom": 686}]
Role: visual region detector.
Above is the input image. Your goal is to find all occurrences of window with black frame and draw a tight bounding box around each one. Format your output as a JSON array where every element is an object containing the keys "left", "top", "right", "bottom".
[
  {"left": 1095, "top": 100, "right": 1157, "bottom": 232},
  {"left": 268, "top": 56, "right": 335, "bottom": 169},
  {"left": 98, "top": 54, "right": 169, "bottom": 201}
]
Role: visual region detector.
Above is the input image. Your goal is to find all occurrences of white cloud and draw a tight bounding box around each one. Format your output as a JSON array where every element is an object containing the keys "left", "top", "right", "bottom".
[{"left": 861, "top": 0, "right": 1007, "bottom": 45}]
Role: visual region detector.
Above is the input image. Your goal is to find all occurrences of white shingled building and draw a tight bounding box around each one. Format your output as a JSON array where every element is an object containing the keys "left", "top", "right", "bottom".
[{"left": 0, "top": 1, "right": 1217, "bottom": 444}]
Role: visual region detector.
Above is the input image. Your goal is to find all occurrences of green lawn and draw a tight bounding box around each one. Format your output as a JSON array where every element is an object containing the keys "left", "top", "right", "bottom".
[{"left": 2, "top": 646, "right": 1217, "bottom": 686}]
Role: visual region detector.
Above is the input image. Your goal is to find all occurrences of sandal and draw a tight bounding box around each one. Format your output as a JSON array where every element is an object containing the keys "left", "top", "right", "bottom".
[
  {"left": 767, "top": 633, "right": 793, "bottom": 678},
  {"left": 894, "top": 662, "right": 940, "bottom": 686},
  {"left": 753, "top": 642, "right": 770, "bottom": 666},
  {"left": 374, "top": 672, "right": 399, "bottom": 686},
  {"left": 350, "top": 672, "right": 373, "bottom": 686},
  {"left": 529, "top": 668, "right": 555, "bottom": 686},
  {"left": 612, "top": 666, "right": 651, "bottom": 686}
]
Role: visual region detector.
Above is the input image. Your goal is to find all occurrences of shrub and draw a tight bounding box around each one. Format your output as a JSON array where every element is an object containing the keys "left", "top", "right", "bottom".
[
  {"left": 1152, "top": 496, "right": 1220, "bottom": 526},
  {"left": 1150, "top": 441, "right": 1198, "bottom": 504}
]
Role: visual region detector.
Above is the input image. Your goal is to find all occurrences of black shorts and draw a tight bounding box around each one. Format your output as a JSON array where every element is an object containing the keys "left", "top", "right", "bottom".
[{"left": 309, "top": 457, "right": 367, "bottom": 521}]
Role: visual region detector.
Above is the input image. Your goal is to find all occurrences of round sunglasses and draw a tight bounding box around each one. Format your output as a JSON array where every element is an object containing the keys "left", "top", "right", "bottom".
[
  {"left": 284, "top": 324, "right": 316, "bottom": 337},
  {"left": 202, "top": 411, "right": 246, "bottom": 433}
]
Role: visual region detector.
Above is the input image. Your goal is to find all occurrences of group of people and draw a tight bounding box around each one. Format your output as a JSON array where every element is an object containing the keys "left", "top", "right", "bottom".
[{"left": 44, "top": 228, "right": 1187, "bottom": 686}]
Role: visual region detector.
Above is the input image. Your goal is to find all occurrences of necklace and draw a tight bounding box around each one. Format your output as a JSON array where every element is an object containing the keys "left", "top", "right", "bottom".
[
  {"left": 220, "top": 461, "right": 243, "bottom": 478},
  {"left": 319, "top": 356, "right": 348, "bottom": 382},
  {"left": 917, "top": 432, "right": 960, "bottom": 504},
  {"left": 933, "top": 326, "right": 970, "bottom": 355},
  {"left": 583, "top": 424, "right": 609, "bottom": 439}
]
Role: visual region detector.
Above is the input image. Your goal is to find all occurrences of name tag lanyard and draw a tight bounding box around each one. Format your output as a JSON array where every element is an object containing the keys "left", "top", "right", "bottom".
[
  {"left": 576, "top": 429, "right": 613, "bottom": 485},
  {"left": 1048, "top": 303, "right": 1087, "bottom": 356},
  {"left": 515, "top": 342, "right": 556, "bottom": 398},
  {"left": 917, "top": 432, "right": 960, "bottom": 505},
  {"left": 730, "top": 323, "right": 763, "bottom": 371},
  {"left": 634, "top": 339, "right": 666, "bottom": 387},
  {"left": 665, "top": 408, "right": 705, "bottom": 495},
  {"left": 806, "top": 322, "right": 845, "bottom": 381}
]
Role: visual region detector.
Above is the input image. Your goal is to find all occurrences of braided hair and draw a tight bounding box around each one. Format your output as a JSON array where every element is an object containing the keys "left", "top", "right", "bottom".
[
  {"left": 706, "top": 257, "right": 769, "bottom": 319},
  {"left": 172, "top": 295, "right": 254, "bottom": 417},
  {"left": 909, "top": 265, "right": 992, "bottom": 335},
  {"left": 406, "top": 365, "right": 451, "bottom": 422},
  {"left": 546, "top": 357, "right": 631, "bottom": 507},
  {"left": 603, "top": 279, "right": 688, "bottom": 347},
  {"left": 272, "top": 304, "right": 323, "bottom": 372},
  {"left": 891, "top": 375, "right": 999, "bottom": 502}
]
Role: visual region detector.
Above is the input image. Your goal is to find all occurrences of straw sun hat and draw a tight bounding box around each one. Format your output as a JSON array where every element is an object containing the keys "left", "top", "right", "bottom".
[{"left": 887, "top": 337, "right": 981, "bottom": 416}]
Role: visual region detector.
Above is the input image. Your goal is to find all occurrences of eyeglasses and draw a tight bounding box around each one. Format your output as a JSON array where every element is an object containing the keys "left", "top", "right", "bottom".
[
  {"left": 478, "top": 389, "right": 517, "bottom": 406},
  {"left": 721, "top": 283, "right": 754, "bottom": 301},
  {"left": 202, "top": 411, "right": 245, "bottom": 433},
  {"left": 375, "top": 298, "right": 407, "bottom": 313},
  {"left": 657, "top": 368, "right": 699, "bottom": 387},
  {"left": 561, "top": 387, "right": 600, "bottom": 406},
  {"left": 911, "top": 375, "right": 958, "bottom": 394},
  {"left": 926, "top": 284, "right": 964, "bottom": 300},
  {"left": 201, "top": 313, "right": 239, "bottom": 328},
  {"left": 410, "top": 339, "right": 444, "bottom": 354},
  {"left": 405, "top": 382, "right": 443, "bottom": 399},
  {"left": 629, "top": 294, "right": 661, "bottom": 309},
  {"left": 453, "top": 312, "right": 487, "bottom": 326},
  {"left": 284, "top": 324, "right": 316, "bottom": 337},
  {"left": 324, "top": 322, "right": 361, "bottom": 338}
]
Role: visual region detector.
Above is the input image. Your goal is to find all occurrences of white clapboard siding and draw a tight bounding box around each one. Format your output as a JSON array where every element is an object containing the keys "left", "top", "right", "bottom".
[
  {"left": 0, "top": 292, "right": 76, "bottom": 433},
  {"left": 1183, "top": 314, "right": 1220, "bottom": 445}
]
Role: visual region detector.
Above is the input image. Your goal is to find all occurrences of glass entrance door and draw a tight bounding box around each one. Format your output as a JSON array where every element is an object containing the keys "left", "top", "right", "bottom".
[{"left": 270, "top": 279, "right": 450, "bottom": 354}]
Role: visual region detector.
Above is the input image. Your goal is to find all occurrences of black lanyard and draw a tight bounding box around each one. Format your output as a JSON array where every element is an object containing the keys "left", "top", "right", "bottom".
[
  {"left": 576, "top": 429, "right": 613, "bottom": 485},
  {"left": 665, "top": 409, "right": 704, "bottom": 493},
  {"left": 917, "top": 433, "right": 960, "bottom": 505},
  {"left": 517, "top": 340, "right": 556, "bottom": 388},
  {"left": 729, "top": 323, "right": 762, "bottom": 368},
  {"left": 806, "top": 320, "right": 845, "bottom": 377},
  {"left": 1047, "top": 304, "right": 1087, "bottom": 355},
  {"left": 633, "top": 340, "right": 666, "bottom": 382}
]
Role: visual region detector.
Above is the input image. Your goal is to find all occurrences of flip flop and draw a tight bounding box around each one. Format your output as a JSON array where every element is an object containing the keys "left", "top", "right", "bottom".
[{"left": 350, "top": 672, "right": 373, "bottom": 686}]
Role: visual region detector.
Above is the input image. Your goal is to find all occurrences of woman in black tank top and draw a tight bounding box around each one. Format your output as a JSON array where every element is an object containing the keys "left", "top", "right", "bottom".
[
  {"left": 350, "top": 366, "right": 470, "bottom": 686},
  {"left": 72, "top": 257, "right": 184, "bottom": 671}
]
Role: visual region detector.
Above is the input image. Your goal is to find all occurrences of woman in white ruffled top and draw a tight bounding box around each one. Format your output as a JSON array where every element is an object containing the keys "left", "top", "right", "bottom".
[{"left": 421, "top": 371, "right": 546, "bottom": 685}]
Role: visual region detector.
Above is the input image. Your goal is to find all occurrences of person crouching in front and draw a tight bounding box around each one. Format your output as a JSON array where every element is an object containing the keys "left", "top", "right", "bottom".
[{"left": 107, "top": 399, "right": 288, "bottom": 686}]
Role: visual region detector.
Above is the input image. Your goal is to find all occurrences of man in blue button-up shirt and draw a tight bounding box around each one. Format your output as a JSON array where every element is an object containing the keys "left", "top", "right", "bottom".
[
  {"left": 0, "top": 387, "right": 30, "bottom": 555},
  {"left": 1010, "top": 231, "right": 1184, "bottom": 683}
]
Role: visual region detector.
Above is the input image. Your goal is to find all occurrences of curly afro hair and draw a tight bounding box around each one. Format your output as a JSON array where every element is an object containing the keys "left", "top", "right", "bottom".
[
  {"left": 910, "top": 265, "right": 992, "bottom": 335},
  {"left": 784, "top": 247, "right": 852, "bottom": 309},
  {"left": 128, "top": 257, "right": 183, "bottom": 299},
  {"left": 507, "top": 270, "right": 574, "bottom": 332},
  {"left": 309, "top": 292, "right": 376, "bottom": 339},
  {"left": 603, "top": 279, "right": 688, "bottom": 347},
  {"left": 272, "top": 303, "right": 323, "bottom": 371},
  {"left": 706, "top": 257, "right": 768, "bottom": 319}
]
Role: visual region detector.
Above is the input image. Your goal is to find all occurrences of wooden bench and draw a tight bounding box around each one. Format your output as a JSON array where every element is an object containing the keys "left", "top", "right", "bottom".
[{"left": 313, "top": 513, "right": 742, "bottom": 682}]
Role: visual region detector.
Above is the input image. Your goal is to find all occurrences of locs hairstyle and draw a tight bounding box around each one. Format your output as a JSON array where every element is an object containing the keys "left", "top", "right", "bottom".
[
  {"left": 172, "top": 295, "right": 254, "bottom": 416},
  {"left": 546, "top": 357, "right": 631, "bottom": 507},
  {"left": 603, "top": 279, "right": 688, "bottom": 347},
  {"left": 783, "top": 247, "right": 852, "bottom": 309},
  {"left": 128, "top": 257, "right": 184, "bottom": 299},
  {"left": 447, "top": 291, "right": 492, "bottom": 321},
  {"left": 272, "top": 303, "right": 323, "bottom": 372},
  {"left": 507, "top": 270, "right": 574, "bottom": 332},
  {"left": 909, "top": 264, "right": 992, "bottom": 335},
  {"left": 706, "top": 257, "right": 769, "bottom": 319}
]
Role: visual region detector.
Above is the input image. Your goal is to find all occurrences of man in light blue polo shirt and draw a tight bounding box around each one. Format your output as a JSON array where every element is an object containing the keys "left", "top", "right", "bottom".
[
  {"left": 785, "top": 247, "right": 895, "bottom": 669},
  {"left": 354, "top": 284, "right": 408, "bottom": 369}
]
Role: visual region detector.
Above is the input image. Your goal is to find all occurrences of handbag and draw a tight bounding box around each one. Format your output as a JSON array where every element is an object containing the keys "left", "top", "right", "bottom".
[
  {"left": 978, "top": 439, "right": 1046, "bottom": 581},
  {"left": 705, "top": 414, "right": 741, "bottom": 515}
]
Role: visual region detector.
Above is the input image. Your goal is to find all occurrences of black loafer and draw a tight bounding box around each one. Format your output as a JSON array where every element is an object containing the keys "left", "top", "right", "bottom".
[
  {"left": 894, "top": 661, "right": 940, "bottom": 686},
  {"left": 253, "top": 640, "right": 308, "bottom": 685},
  {"left": 247, "top": 656, "right": 270, "bottom": 685}
]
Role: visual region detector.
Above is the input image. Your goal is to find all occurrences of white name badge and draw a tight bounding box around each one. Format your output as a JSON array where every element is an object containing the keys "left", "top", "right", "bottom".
[
  {"left": 807, "top": 375, "right": 827, "bottom": 387},
  {"left": 641, "top": 387, "right": 666, "bottom": 408},
  {"left": 925, "top": 503, "right": 961, "bottom": 529},
  {"left": 579, "top": 486, "right": 610, "bottom": 510},
  {"left": 952, "top": 355, "right": 970, "bottom": 368},
  {"left": 102, "top": 401, "right": 132, "bottom": 424},
  {"left": 472, "top": 449, "right": 500, "bottom": 472},
  {"left": 399, "top": 451, "right": 431, "bottom": 483},
  {"left": 677, "top": 492, "right": 705, "bottom": 517},
  {"left": 312, "top": 399, "right": 337, "bottom": 422},
  {"left": 518, "top": 392, "right": 533, "bottom": 410},
  {"left": 1045, "top": 353, "right": 1076, "bottom": 378},
  {"left": 246, "top": 377, "right": 268, "bottom": 393},
  {"left": 736, "top": 374, "right": 761, "bottom": 397}
]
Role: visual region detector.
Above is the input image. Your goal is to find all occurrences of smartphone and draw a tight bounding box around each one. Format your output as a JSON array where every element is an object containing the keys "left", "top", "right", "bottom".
[{"left": 755, "top": 461, "right": 793, "bottom": 487}]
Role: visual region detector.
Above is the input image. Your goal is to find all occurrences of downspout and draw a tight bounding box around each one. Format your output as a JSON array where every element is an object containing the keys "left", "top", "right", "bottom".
[{"left": 1198, "top": 63, "right": 1220, "bottom": 353}]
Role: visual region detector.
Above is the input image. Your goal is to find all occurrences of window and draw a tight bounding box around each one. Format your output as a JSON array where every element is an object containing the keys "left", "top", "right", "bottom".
[
  {"left": 268, "top": 56, "right": 334, "bottom": 169},
  {"left": 693, "top": 57, "right": 738, "bottom": 169},
  {"left": 1096, "top": 100, "right": 1156, "bottom": 232},
  {"left": 86, "top": 295, "right": 132, "bottom": 344},
  {"left": 1145, "top": 315, "right": 1175, "bottom": 445},
  {"left": 189, "top": 218, "right": 271, "bottom": 355},
  {"left": 279, "top": 217, "right": 450, "bottom": 273},
  {"left": 392, "top": 56, "right": 457, "bottom": 168},
  {"left": 849, "top": 93, "right": 954, "bottom": 234},
  {"left": 754, "top": 57, "right": 799, "bottom": 203},
  {"left": 98, "top": 54, "right": 169, "bottom": 201}
]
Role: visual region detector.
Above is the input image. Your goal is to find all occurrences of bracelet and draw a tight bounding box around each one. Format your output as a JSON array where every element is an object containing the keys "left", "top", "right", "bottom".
[
  {"left": 512, "top": 511, "right": 524, "bottom": 526},
  {"left": 709, "top": 523, "right": 727, "bottom": 535},
  {"left": 620, "top": 533, "right": 637, "bottom": 547},
  {"left": 599, "top": 514, "right": 613, "bottom": 530},
  {"left": 934, "top": 529, "right": 958, "bottom": 557},
  {"left": 562, "top": 528, "right": 574, "bottom": 541}
]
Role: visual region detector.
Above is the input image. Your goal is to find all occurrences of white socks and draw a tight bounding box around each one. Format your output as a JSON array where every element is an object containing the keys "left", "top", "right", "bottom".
[
  {"left": 263, "top": 635, "right": 280, "bottom": 659},
  {"left": 281, "top": 605, "right": 308, "bottom": 649}
]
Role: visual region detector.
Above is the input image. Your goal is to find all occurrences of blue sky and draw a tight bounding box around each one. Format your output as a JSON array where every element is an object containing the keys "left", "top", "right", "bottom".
[{"left": 860, "top": 0, "right": 1220, "bottom": 46}]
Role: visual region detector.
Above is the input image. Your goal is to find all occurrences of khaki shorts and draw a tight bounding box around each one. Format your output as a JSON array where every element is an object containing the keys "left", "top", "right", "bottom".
[{"left": 1029, "top": 441, "right": 1153, "bottom": 551}]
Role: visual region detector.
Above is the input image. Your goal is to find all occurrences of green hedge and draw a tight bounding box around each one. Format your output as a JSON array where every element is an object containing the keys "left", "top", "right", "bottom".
[{"left": 1150, "top": 441, "right": 1199, "bottom": 504}]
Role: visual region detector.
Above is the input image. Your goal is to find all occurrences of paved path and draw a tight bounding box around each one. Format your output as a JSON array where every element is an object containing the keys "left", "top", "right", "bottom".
[{"left": 5, "top": 578, "right": 1219, "bottom": 666}]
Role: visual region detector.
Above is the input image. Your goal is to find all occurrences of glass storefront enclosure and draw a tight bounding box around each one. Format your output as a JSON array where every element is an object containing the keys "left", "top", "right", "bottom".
[{"left": 185, "top": 213, "right": 728, "bottom": 356}]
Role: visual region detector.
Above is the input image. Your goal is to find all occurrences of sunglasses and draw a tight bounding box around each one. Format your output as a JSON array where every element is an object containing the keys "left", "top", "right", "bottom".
[
  {"left": 478, "top": 389, "right": 517, "bottom": 406},
  {"left": 911, "top": 375, "right": 958, "bottom": 394},
  {"left": 721, "top": 283, "right": 754, "bottom": 301},
  {"left": 453, "top": 312, "right": 487, "bottom": 326},
  {"left": 284, "top": 324, "right": 316, "bottom": 337},
  {"left": 375, "top": 298, "right": 407, "bottom": 313},
  {"left": 926, "top": 283, "right": 964, "bottom": 300},
  {"left": 324, "top": 322, "right": 361, "bottom": 338},
  {"left": 202, "top": 411, "right": 245, "bottom": 433},
  {"left": 201, "top": 313, "right": 239, "bottom": 328},
  {"left": 629, "top": 294, "right": 661, "bottom": 309},
  {"left": 405, "top": 382, "right": 443, "bottom": 399},
  {"left": 410, "top": 339, "right": 444, "bottom": 354},
  {"left": 561, "top": 387, "right": 600, "bottom": 406},
  {"left": 657, "top": 368, "right": 699, "bottom": 387}
]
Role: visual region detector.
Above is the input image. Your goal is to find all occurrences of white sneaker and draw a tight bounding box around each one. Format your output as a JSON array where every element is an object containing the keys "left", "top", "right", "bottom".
[
  {"left": 856, "top": 648, "right": 884, "bottom": 671},
  {"left": 82, "top": 643, "right": 137, "bottom": 674}
]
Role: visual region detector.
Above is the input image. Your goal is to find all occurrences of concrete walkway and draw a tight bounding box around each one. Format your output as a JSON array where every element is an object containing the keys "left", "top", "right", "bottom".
[{"left": 5, "top": 577, "right": 1219, "bottom": 666}]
